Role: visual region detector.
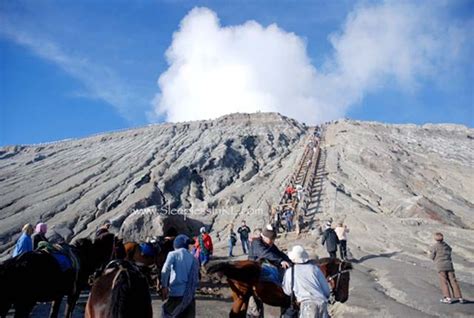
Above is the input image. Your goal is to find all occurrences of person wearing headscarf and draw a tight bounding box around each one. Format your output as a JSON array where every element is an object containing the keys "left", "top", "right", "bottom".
[
  {"left": 32, "top": 222, "right": 48, "bottom": 249},
  {"left": 161, "top": 234, "right": 199, "bottom": 317},
  {"left": 12, "top": 223, "right": 34, "bottom": 257}
]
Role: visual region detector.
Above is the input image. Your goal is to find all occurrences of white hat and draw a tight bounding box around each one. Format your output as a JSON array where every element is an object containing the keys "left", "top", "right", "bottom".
[
  {"left": 288, "top": 245, "right": 310, "bottom": 264},
  {"left": 200, "top": 227, "right": 207, "bottom": 234}
]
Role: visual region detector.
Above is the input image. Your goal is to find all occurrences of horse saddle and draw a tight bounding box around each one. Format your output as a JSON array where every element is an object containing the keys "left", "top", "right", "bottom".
[
  {"left": 37, "top": 242, "right": 77, "bottom": 272},
  {"left": 103, "top": 259, "right": 143, "bottom": 278},
  {"left": 259, "top": 263, "right": 283, "bottom": 286},
  {"left": 139, "top": 242, "right": 156, "bottom": 257}
]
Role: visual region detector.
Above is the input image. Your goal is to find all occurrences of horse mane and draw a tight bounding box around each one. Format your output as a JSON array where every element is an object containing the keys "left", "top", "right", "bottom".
[
  {"left": 317, "top": 257, "right": 353, "bottom": 270},
  {"left": 72, "top": 238, "right": 94, "bottom": 250},
  {"left": 206, "top": 261, "right": 261, "bottom": 282},
  {"left": 110, "top": 261, "right": 151, "bottom": 318}
]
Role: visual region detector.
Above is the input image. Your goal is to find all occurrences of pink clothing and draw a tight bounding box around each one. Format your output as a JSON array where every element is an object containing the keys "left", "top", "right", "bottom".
[
  {"left": 335, "top": 226, "right": 349, "bottom": 241},
  {"left": 35, "top": 223, "right": 47, "bottom": 234}
]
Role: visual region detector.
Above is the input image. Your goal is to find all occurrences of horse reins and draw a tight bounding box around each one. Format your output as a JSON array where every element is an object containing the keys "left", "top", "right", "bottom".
[{"left": 327, "top": 262, "right": 350, "bottom": 296}]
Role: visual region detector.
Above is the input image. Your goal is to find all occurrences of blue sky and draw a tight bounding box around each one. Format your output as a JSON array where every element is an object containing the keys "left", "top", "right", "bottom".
[{"left": 1, "top": 0, "right": 473, "bottom": 146}]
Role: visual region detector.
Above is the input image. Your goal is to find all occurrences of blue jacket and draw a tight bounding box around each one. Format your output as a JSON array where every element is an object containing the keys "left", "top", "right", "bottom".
[
  {"left": 161, "top": 248, "right": 199, "bottom": 297},
  {"left": 13, "top": 233, "right": 33, "bottom": 257}
]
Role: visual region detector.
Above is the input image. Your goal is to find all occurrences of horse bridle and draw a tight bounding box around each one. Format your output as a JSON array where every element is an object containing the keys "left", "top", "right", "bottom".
[{"left": 327, "top": 261, "right": 350, "bottom": 304}]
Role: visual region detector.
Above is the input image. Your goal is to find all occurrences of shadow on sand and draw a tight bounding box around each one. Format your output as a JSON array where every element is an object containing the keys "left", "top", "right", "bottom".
[{"left": 351, "top": 251, "right": 399, "bottom": 264}]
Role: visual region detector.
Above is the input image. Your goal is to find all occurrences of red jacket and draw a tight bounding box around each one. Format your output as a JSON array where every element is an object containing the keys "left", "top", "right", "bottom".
[
  {"left": 285, "top": 186, "right": 296, "bottom": 195},
  {"left": 194, "top": 233, "right": 213, "bottom": 255}
]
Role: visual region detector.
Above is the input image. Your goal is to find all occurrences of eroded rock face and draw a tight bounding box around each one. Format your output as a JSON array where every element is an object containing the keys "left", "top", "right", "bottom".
[
  {"left": 0, "top": 113, "right": 306, "bottom": 256},
  {"left": 323, "top": 120, "right": 473, "bottom": 229}
]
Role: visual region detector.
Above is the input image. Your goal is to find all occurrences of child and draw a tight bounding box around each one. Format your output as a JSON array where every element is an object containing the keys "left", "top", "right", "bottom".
[{"left": 429, "top": 232, "right": 464, "bottom": 304}]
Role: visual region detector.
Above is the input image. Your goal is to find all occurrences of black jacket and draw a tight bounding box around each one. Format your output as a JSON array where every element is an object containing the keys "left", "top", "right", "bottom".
[
  {"left": 321, "top": 228, "right": 339, "bottom": 252},
  {"left": 32, "top": 233, "right": 48, "bottom": 250},
  {"left": 237, "top": 226, "right": 251, "bottom": 240},
  {"left": 248, "top": 238, "right": 291, "bottom": 266}
]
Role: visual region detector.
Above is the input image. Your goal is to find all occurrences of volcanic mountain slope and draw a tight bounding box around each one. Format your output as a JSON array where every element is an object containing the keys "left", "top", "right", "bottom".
[
  {"left": 1, "top": 113, "right": 473, "bottom": 317},
  {"left": 0, "top": 113, "right": 307, "bottom": 256},
  {"left": 275, "top": 120, "right": 473, "bottom": 317}
]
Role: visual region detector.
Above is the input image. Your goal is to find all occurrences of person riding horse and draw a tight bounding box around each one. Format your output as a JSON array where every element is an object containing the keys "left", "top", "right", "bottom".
[
  {"left": 247, "top": 224, "right": 291, "bottom": 317},
  {"left": 248, "top": 224, "right": 291, "bottom": 269}
]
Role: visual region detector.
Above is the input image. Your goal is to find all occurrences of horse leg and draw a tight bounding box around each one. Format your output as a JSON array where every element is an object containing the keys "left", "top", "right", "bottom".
[
  {"left": 49, "top": 297, "right": 62, "bottom": 318},
  {"left": 64, "top": 291, "right": 80, "bottom": 318},
  {"left": 0, "top": 300, "right": 11, "bottom": 318},
  {"left": 13, "top": 302, "right": 35, "bottom": 318},
  {"left": 229, "top": 292, "right": 246, "bottom": 318}
]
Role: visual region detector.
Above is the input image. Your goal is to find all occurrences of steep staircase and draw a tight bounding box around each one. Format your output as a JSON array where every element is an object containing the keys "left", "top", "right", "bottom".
[{"left": 271, "top": 125, "right": 327, "bottom": 236}]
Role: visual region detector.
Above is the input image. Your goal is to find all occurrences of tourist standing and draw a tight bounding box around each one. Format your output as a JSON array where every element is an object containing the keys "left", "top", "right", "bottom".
[
  {"left": 228, "top": 224, "right": 237, "bottom": 257},
  {"left": 161, "top": 234, "right": 199, "bottom": 317},
  {"left": 12, "top": 224, "right": 33, "bottom": 257},
  {"left": 295, "top": 184, "right": 304, "bottom": 202},
  {"left": 285, "top": 184, "right": 296, "bottom": 201},
  {"left": 237, "top": 220, "right": 251, "bottom": 254},
  {"left": 194, "top": 227, "right": 213, "bottom": 266},
  {"left": 273, "top": 209, "right": 283, "bottom": 233},
  {"left": 283, "top": 245, "right": 331, "bottom": 318},
  {"left": 284, "top": 208, "right": 294, "bottom": 232},
  {"left": 335, "top": 222, "right": 349, "bottom": 260},
  {"left": 429, "top": 232, "right": 464, "bottom": 304},
  {"left": 321, "top": 222, "right": 339, "bottom": 258}
]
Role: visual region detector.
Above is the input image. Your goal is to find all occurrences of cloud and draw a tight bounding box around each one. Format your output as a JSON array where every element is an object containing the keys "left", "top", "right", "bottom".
[{"left": 153, "top": 3, "right": 468, "bottom": 124}]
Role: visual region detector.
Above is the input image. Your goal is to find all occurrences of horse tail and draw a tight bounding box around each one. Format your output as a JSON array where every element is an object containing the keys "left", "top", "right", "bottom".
[
  {"left": 110, "top": 263, "right": 152, "bottom": 318},
  {"left": 206, "top": 261, "right": 261, "bottom": 282}
]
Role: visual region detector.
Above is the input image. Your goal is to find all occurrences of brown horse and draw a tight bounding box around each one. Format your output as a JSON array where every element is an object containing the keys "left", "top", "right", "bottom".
[
  {"left": 123, "top": 236, "right": 175, "bottom": 287},
  {"left": 207, "top": 258, "right": 352, "bottom": 317},
  {"left": 85, "top": 259, "right": 152, "bottom": 318},
  {"left": 0, "top": 233, "right": 122, "bottom": 318}
]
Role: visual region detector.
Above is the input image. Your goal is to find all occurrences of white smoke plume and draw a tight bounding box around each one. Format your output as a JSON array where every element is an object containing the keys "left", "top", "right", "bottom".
[{"left": 152, "top": 3, "right": 466, "bottom": 124}]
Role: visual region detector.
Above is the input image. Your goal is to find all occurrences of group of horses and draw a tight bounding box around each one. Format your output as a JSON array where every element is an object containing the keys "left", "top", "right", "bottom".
[
  {"left": 0, "top": 233, "right": 173, "bottom": 318},
  {"left": 0, "top": 231, "right": 352, "bottom": 318}
]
